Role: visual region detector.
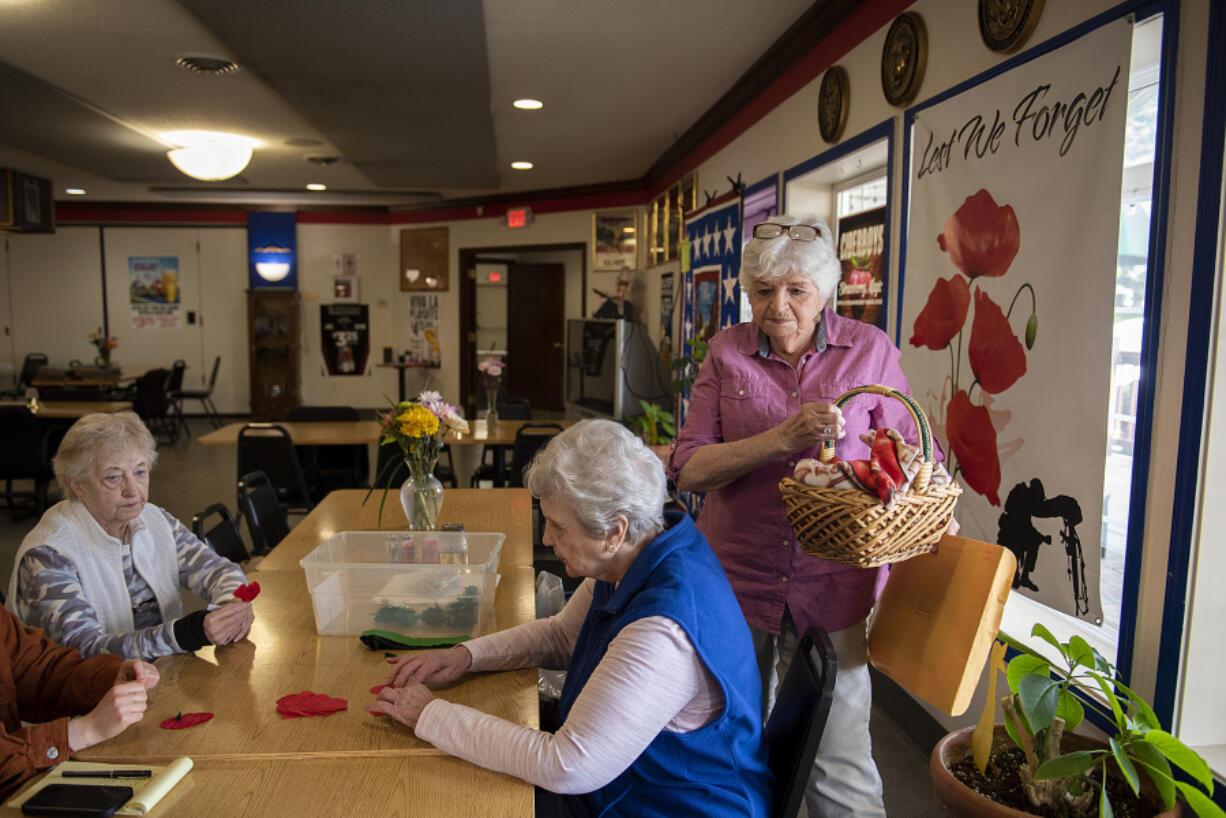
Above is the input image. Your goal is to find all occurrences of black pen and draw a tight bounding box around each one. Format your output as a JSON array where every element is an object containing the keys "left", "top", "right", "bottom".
[{"left": 61, "top": 770, "right": 151, "bottom": 779}]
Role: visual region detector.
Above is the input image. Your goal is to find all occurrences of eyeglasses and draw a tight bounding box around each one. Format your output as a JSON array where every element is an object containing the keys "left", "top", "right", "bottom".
[{"left": 752, "top": 223, "right": 821, "bottom": 241}]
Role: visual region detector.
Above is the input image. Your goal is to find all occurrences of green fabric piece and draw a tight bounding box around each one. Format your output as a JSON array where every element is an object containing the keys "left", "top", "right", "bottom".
[{"left": 359, "top": 629, "right": 469, "bottom": 651}]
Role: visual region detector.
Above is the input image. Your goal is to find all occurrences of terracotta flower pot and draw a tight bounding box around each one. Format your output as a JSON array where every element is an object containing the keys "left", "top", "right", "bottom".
[{"left": 931, "top": 725, "right": 1180, "bottom": 818}]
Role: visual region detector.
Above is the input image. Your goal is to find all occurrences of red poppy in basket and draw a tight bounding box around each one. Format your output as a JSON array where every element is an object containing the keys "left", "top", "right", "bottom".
[
  {"left": 910, "top": 275, "right": 971, "bottom": 350},
  {"left": 946, "top": 389, "right": 1001, "bottom": 506},
  {"left": 937, "top": 189, "right": 1020, "bottom": 280},
  {"left": 968, "top": 290, "right": 1027, "bottom": 395}
]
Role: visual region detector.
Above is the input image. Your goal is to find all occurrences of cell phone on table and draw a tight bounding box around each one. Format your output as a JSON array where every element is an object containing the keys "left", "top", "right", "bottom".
[{"left": 21, "top": 783, "right": 133, "bottom": 817}]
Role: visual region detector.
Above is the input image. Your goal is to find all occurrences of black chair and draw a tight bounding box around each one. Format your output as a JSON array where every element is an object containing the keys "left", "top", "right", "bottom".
[
  {"left": 236, "top": 424, "right": 313, "bottom": 514},
  {"left": 470, "top": 396, "right": 532, "bottom": 487},
  {"left": 0, "top": 406, "right": 55, "bottom": 515},
  {"left": 167, "top": 359, "right": 190, "bottom": 438},
  {"left": 764, "top": 627, "right": 838, "bottom": 818},
  {"left": 176, "top": 355, "right": 222, "bottom": 428},
  {"left": 133, "top": 368, "right": 177, "bottom": 445},
  {"left": 2, "top": 352, "right": 48, "bottom": 398},
  {"left": 508, "top": 422, "right": 564, "bottom": 488},
  {"left": 237, "top": 470, "right": 291, "bottom": 556},
  {"left": 191, "top": 502, "right": 250, "bottom": 563},
  {"left": 286, "top": 405, "right": 369, "bottom": 502}
]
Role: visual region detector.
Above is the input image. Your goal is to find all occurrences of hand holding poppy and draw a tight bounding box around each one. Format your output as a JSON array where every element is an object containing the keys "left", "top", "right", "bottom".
[
  {"left": 233, "top": 582, "right": 260, "bottom": 602},
  {"left": 386, "top": 645, "right": 472, "bottom": 688},
  {"left": 204, "top": 600, "right": 254, "bottom": 646},
  {"left": 366, "top": 679, "right": 435, "bottom": 729},
  {"left": 67, "top": 680, "right": 149, "bottom": 751},
  {"left": 774, "top": 402, "right": 845, "bottom": 453}
]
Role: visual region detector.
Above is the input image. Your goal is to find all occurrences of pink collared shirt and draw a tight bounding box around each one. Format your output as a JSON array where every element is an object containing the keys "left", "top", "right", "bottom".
[{"left": 669, "top": 309, "right": 933, "bottom": 635}]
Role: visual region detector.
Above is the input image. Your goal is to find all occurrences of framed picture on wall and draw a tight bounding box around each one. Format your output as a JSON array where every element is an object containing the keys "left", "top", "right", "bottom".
[
  {"left": 399, "top": 226, "right": 449, "bottom": 291},
  {"left": 592, "top": 210, "right": 638, "bottom": 271},
  {"left": 332, "top": 275, "right": 359, "bottom": 303}
]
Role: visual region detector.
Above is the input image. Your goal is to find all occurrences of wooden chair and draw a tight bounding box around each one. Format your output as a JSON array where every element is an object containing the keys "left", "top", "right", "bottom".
[
  {"left": 191, "top": 502, "right": 250, "bottom": 563},
  {"left": 764, "top": 627, "right": 838, "bottom": 818},
  {"left": 237, "top": 470, "right": 290, "bottom": 556},
  {"left": 236, "top": 424, "right": 313, "bottom": 514}
]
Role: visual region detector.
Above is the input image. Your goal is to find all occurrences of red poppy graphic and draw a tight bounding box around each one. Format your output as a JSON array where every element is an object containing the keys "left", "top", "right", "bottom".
[
  {"left": 946, "top": 390, "right": 1001, "bottom": 506},
  {"left": 161, "top": 711, "right": 213, "bottom": 729},
  {"left": 234, "top": 582, "right": 260, "bottom": 602},
  {"left": 937, "top": 189, "right": 1020, "bottom": 279},
  {"left": 910, "top": 275, "right": 971, "bottom": 350},
  {"left": 968, "top": 290, "right": 1027, "bottom": 394}
]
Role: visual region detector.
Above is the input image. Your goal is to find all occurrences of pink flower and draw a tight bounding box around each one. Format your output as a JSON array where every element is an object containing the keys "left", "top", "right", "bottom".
[{"left": 477, "top": 356, "right": 504, "bottom": 377}]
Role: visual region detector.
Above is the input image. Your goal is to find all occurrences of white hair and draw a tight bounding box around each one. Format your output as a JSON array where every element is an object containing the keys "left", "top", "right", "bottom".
[
  {"left": 740, "top": 213, "right": 841, "bottom": 304},
  {"left": 524, "top": 419, "right": 667, "bottom": 544},
  {"left": 53, "top": 411, "right": 158, "bottom": 498}
]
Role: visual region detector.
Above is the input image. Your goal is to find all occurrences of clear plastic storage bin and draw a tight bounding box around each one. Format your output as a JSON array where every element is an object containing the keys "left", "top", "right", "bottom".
[{"left": 298, "top": 530, "right": 505, "bottom": 638}]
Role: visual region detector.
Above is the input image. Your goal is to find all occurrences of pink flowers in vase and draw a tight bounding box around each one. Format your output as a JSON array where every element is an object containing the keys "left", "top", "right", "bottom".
[{"left": 477, "top": 355, "right": 504, "bottom": 393}]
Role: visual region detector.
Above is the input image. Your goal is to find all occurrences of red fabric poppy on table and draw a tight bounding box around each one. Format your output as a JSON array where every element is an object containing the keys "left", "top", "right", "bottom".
[
  {"left": 234, "top": 582, "right": 260, "bottom": 602},
  {"left": 161, "top": 712, "right": 214, "bottom": 729},
  {"left": 277, "top": 691, "right": 348, "bottom": 719},
  {"left": 968, "top": 290, "right": 1027, "bottom": 394},
  {"left": 946, "top": 389, "right": 1002, "bottom": 506},
  {"left": 937, "top": 189, "right": 1020, "bottom": 280},
  {"left": 910, "top": 275, "right": 971, "bottom": 350}
]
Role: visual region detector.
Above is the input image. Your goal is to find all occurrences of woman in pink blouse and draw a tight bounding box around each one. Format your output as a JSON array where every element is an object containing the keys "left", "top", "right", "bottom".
[{"left": 669, "top": 213, "right": 929, "bottom": 818}]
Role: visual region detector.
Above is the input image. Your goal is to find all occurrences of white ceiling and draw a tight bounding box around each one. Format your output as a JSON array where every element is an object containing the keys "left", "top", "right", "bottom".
[{"left": 0, "top": 0, "right": 819, "bottom": 207}]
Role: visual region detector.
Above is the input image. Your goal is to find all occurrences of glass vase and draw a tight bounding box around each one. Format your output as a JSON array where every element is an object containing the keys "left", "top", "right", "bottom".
[
  {"left": 484, "top": 388, "right": 499, "bottom": 425},
  {"left": 400, "top": 457, "right": 444, "bottom": 530}
]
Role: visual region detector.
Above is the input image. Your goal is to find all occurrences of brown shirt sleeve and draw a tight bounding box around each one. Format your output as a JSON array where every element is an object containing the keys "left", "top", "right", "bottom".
[{"left": 0, "top": 607, "right": 122, "bottom": 798}]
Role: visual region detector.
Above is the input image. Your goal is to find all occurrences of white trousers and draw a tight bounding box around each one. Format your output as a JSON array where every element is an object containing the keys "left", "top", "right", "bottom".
[{"left": 751, "top": 611, "right": 886, "bottom": 818}]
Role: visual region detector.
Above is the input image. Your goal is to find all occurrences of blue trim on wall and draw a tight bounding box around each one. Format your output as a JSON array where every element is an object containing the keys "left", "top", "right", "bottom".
[
  {"left": 895, "top": 0, "right": 1178, "bottom": 685},
  {"left": 779, "top": 119, "right": 895, "bottom": 332},
  {"left": 1153, "top": 0, "right": 1226, "bottom": 727},
  {"left": 742, "top": 173, "right": 779, "bottom": 200}
]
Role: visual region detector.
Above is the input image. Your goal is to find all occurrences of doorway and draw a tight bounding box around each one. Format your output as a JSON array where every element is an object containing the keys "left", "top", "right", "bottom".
[{"left": 459, "top": 243, "right": 585, "bottom": 418}]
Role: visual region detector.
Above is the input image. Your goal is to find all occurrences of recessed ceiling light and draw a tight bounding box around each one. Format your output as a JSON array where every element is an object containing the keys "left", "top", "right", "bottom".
[
  {"left": 65, "top": 188, "right": 86, "bottom": 196},
  {"left": 306, "top": 183, "right": 327, "bottom": 191},
  {"left": 513, "top": 99, "right": 543, "bottom": 110},
  {"left": 510, "top": 161, "right": 534, "bottom": 170}
]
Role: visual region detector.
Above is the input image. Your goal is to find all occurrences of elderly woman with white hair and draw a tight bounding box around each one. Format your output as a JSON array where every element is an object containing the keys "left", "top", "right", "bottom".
[
  {"left": 668, "top": 214, "right": 934, "bottom": 817},
  {"left": 8, "top": 411, "right": 254, "bottom": 660},
  {"left": 369, "top": 419, "right": 772, "bottom": 818}
]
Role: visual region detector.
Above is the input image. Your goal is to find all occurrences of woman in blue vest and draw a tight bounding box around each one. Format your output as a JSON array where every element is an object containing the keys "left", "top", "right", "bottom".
[{"left": 370, "top": 419, "right": 772, "bottom": 817}]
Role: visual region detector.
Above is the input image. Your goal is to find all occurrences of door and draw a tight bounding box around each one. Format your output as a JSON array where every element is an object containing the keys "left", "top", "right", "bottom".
[{"left": 507, "top": 262, "right": 565, "bottom": 412}]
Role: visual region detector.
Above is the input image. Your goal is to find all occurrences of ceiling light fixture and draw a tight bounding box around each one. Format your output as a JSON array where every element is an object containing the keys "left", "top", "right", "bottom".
[
  {"left": 164, "top": 130, "right": 258, "bottom": 181},
  {"left": 510, "top": 161, "right": 534, "bottom": 170},
  {"left": 65, "top": 188, "right": 86, "bottom": 196},
  {"left": 306, "top": 183, "right": 326, "bottom": 191},
  {"left": 513, "top": 98, "right": 543, "bottom": 110}
]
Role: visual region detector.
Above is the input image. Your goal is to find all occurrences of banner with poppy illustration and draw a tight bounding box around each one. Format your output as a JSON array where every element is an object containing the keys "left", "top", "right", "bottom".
[{"left": 898, "top": 18, "right": 1132, "bottom": 622}]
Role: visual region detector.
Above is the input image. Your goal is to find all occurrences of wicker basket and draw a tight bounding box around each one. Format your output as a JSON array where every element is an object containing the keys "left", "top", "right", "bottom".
[{"left": 779, "top": 385, "right": 961, "bottom": 568}]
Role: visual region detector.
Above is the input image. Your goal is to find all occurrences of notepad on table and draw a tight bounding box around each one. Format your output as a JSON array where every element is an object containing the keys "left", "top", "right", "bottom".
[{"left": 6, "top": 757, "right": 193, "bottom": 816}]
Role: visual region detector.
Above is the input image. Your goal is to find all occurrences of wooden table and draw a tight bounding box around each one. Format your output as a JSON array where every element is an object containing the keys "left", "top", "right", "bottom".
[
  {"left": 0, "top": 400, "right": 132, "bottom": 418},
  {"left": 196, "top": 420, "right": 382, "bottom": 446},
  {"left": 68, "top": 489, "right": 537, "bottom": 814}
]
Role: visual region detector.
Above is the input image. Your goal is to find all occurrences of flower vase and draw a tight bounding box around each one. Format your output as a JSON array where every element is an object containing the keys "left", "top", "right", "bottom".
[
  {"left": 400, "top": 457, "right": 444, "bottom": 530},
  {"left": 95, "top": 352, "right": 111, "bottom": 369},
  {"left": 485, "top": 388, "right": 499, "bottom": 425}
]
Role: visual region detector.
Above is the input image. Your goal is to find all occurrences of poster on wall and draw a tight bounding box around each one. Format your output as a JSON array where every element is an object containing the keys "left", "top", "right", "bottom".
[
  {"left": 899, "top": 18, "right": 1132, "bottom": 623},
  {"left": 129, "top": 256, "right": 181, "bottom": 330},
  {"left": 659, "top": 270, "right": 675, "bottom": 370},
  {"left": 320, "top": 304, "right": 370, "bottom": 376},
  {"left": 836, "top": 206, "right": 886, "bottom": 327},
  {"left": 407, "top": 294, "right": 440, "bottom": 365}
]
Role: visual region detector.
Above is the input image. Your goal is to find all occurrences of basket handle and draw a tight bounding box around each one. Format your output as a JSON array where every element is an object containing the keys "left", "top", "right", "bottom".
[{"left": 818, "top": 385, "right": 934, "bottom": 491}]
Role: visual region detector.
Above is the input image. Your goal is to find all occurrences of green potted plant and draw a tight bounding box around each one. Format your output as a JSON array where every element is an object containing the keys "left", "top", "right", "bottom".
[
  {"left": 931, "top": 625, "right": 1223, "bottom": 817},
  {"left": 629, "top": 399, "right": 676, "bottom": 462}
]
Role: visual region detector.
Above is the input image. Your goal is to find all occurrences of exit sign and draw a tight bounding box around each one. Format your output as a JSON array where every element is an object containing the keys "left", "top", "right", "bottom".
[{"left": 505, "top": 206, "right": 533, "bottom": 229}]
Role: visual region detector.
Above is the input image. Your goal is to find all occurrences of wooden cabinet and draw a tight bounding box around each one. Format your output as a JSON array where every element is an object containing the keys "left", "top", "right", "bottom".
[{"left": 248, "top": 290, "right": 300, "bottom": 419}]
